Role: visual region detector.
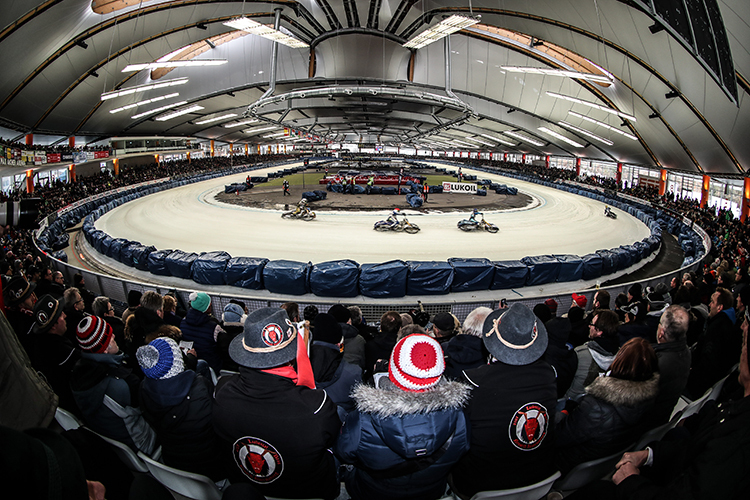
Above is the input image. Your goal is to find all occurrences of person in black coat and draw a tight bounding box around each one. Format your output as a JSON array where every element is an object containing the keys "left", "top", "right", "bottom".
[
  {"left": 443, "top": 306, "right": 491, "bottom": 380},
  {"left": 543, "top": 316, "right": 578, "bottom": 398},
  {"left": 137, "top": 337, "right": 223, "bottom": 480},
  {"left": 556, "top": 337, "right": 660, "bottom": 474},
  {"left": 364, "top": 311, "right": 402, "bottom": 381}
]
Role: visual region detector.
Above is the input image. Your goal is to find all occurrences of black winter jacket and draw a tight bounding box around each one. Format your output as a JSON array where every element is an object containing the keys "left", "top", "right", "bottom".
[
  {"left": 443, "top": 335, "right": 487, "bottom": 380},
  {"left": 651, "top": 339, "right": 691, "bottom": 424},
  {"left": 310, "top": 341, "right": 362, "bottom": 415}
]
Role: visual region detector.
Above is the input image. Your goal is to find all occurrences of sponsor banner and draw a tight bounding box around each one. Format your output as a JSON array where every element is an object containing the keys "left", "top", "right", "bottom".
[
  {"left": 442, "top": 182, "right": 477, "bottom": 194},
  {"left": 47, "top": 153, "right": 61, "bottom": 163},
  {"left": 94, "top": 151, "right": 109, "bottom": 159},
  {"left": 61, "top": 153, "right": 74, "bottom": 162},
  {"left": 34, "top": 155, "right": 47, "bottom": 165},
  {"left": 73, "top": 152, "right": 87, "bottom": 164}
]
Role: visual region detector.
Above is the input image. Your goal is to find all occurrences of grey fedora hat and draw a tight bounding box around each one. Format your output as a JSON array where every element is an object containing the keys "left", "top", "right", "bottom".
[
  {"left": 229, "top": 307, "right": 298, "bottom": 369},
  {"left": 482, "top": 303, "right": 548, "bottom": 366}
]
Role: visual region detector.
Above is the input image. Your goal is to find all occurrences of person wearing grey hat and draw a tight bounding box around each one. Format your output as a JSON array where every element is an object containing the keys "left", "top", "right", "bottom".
[
  {"left": 213, "top": 308, "right": 341, "bottom": 500},
  {"left": 218, "top": 302, "right": 246, "bottom": 372},
  {"left": 451, "top": 303, "right": 557, "bottom": 499},
  {"left": 3, "top": 275, "right": 37, "bottom": 342}
]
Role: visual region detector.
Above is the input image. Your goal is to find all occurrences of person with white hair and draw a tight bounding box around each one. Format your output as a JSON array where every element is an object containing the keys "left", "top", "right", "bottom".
[{"left": 442, "top": 306, "right": 492, "bottom": 380}]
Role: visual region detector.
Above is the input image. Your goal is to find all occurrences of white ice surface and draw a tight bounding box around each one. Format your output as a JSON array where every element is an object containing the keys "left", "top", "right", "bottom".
[{"left": 94, "top": 164, "right": 651, "bottom": 265}]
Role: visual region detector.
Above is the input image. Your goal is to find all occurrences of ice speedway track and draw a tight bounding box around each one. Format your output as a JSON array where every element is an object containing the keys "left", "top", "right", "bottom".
[{"left": 93, "top": 162, "right": 651, "bottom": 266}]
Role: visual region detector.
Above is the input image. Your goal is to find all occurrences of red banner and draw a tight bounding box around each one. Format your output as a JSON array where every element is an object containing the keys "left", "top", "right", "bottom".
[
  {"left": 47, "top": 153, "right": 61, "bottom": 163},
  {"left": 94, "top": 151, "right": 109, "bottom": 159}
]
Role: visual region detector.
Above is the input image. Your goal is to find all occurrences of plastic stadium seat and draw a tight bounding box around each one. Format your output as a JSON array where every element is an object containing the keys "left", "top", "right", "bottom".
[
  {"left": 455, "top": 471, "right": 561, "bottom": 500},
  {"left": 632, "top": 411, "right": 683, "bottom": 451},
  {"left": 552, "top": 446, "right": 632, "bottom": 492},
  {"left": 84, "top": 428, "right": 151, "bottom": 473},
  {"left": 137, "top": 451, "right": 224, "bottom": 500},
  {"left": 54, "top": 407, "right": 83, "bottom": 430}
]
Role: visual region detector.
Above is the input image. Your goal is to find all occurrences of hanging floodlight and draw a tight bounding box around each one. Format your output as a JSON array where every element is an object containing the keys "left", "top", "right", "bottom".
[
  {"left": 223, "top": 17, "right": 309, "bottom": 48},
  {"left": 403, "top": 15, "right": 479, "bottom": 49}
]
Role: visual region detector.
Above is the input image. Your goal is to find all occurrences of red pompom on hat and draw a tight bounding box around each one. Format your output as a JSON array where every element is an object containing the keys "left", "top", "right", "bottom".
[
  {"left": 389, "top": 334, "right": 445, "bottom": 392},
  {"left": 76, "top": 315, "right": 114, "bottom": 353}
]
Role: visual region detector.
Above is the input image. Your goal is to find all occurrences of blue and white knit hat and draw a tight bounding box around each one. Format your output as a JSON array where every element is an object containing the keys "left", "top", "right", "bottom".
[{"left": 136, "top": 337, "right": 184, "bottom": 379}]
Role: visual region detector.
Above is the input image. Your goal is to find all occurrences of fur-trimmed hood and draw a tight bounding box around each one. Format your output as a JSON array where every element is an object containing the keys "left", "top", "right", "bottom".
[
  {"left": 351, "top": 379, "right": 472, "bottom": 418},
  {"left": 585, "top": 373, "right": 660, "bottom": 407}
]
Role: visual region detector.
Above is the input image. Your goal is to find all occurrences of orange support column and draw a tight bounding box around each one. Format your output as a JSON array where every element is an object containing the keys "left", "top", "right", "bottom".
[
  {"left": 186, "top": 152, "right": 190, "bottom": 163},
  {"left": 575, "top": 158, "right": 581, "bottom": 176},
  {"left": 68, "top": 136, "right": 75, "bottom": 148},
  {"left": 210, "top": 140, "right": 215, "bottom": 157},
  {"left": 545, "top": 155, "right": 550, "bottom": 169},
  {"left": 26, "top": 169, "right": 34, "bottom": 194},
  {"left": 245, "top": 144, "right": 249, "bottom": 155},
  {"left": 155, "top": 154, "right": 160, "bottom": 167},
  {"left": 616, "top": 162, "right": 623, "bottom": 187},
  {"left": 700, "top": 175, "right": 710, "bottom": 208},
  {"left": 659, "top": 169, "right": 667, "bottom": 196},
  {"left": 742, "top": 177, "right": 750, "bottom": 223},
  {"left": 25, "top": 134, "right": 33, "bottom": 146},
  {"left": 522, "top": 153, "right": 526, "bottom": 164},
  {"left": 503, "top": 153, "right": 508, "bottom": 162},
  {"left": 69, "top": 164, "right": 76, "bottom": 183},
  {"left": 230, "top": 144, "right": 234, "bottom": 156},
  {"left": 113, "top": 158, "right": 119, "bottom": 176}
]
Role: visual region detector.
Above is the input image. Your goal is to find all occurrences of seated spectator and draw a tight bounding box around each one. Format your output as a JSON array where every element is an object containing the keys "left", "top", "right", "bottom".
[
  {"left": 124, "top": 291, "right": 165, "bottom": 370},
  {"left": 544, "top": 298, "right": 559, "bottom": 317},
  {"left": 26, "top": 294, "right": 81, "bottom": 415},
  {"left": 71, "top": 316, "right": 156, "bottom": 454},
  {"left": 556, "top": 338, "right": 659, "bottom": 474},
  {"left": 280, "top": 302, "right": 300, "bottom": 322},
  {"left": 63, "top": 287, "right": 87, "bottom": 345},
  {"left": 335, "top": 334, "right": 470, "bottom": 500},
  {"left": 686, "top": 286, "right": 741, "bottom": 398},
  {"left": 429, "top": 312, "right": 459, "bottom": 347},
  {"left": 349, "top": 305, "right": 378, "bottom": 342},
  {"left": 93, "top": 296, "right": 125, "bottom": 350},
  {"left": 364, "top": 311, "right": 402, "bottom": 381},
  {"left": 443, "top": 306, "right": 491, "bottom": 380},
  {"left": 533, "top": 303, "right": 553, "bottom": 324},
  {"left": 329, "top": 304, "right": 366, "bottom": 369},
  {"left": 213, "top": 308, "right": 341, "bottom": 499},
  {"left": 3, "top": 275, "right": 37, "bottom": 344},
  {"left": 180, "top": 292, "right": 224, "bottom": 372},
  {"left": 309, "top": 313, "right": 362, "bottom": 416},
  {"left": 396, "top": 323, "right": 427, "bottom": 341},
  {"left": 73, "top": 273, "right": 95, "bottom": 313},
  {"left": 137, "top": 337, "right": 223, "bottom": 480},
  {"left": 565, "top": 309, "right": 620, "bottom": 401},
  {"left": 33, "top": 267, "right": 55, "bottom": 297},
  {"left": 618, "top": 302, "right": 656, "bottom": 345},
  {"left": 651, "top": 305, "right": 691, "bottom": 424},
  {"left": 121, "top": 290, "right": 142, "bottom": 325},
  {"left": 162, "top": 295, "right": 182, "bottom": 328},
  {"left": 51, "top": 271, "right": 66, "bottom": 297},
  {"left": 451, "top": 304, "right": 557, "bottom": 498},
  {"left": 544, "top": 316, "right": 578, "bottom": 398},
  {"left": 303, "top": 304, "right": 319, "bottom": 322},
  {"left": 217, "top": 302, "right": 245, "bottom": 373},
  {"left": 567, "top": 294, "right": 590, "bottom": 347}
]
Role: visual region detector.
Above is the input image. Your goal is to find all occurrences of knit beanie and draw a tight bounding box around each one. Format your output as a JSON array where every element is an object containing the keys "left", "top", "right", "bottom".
[
  {"left": 76, "top": 315, "right": 114, "bottom": 353},
  {"left": 313, "top": 313, "right": 343, "bottom": 344},
  {"left": 189, "top": 291, "right": 211, "bottom": 313},
  {"left": 127, "top": 289, "right": 142, "bottom": 308},
  {"left": 223, "top": 302, "right": 244, "bottom": 323},
  {"left": 136, "top": 337, "right": 184, "bottom": 379},
  {"left": 389, "top": 333, "right": 445, "bottom": 392}
]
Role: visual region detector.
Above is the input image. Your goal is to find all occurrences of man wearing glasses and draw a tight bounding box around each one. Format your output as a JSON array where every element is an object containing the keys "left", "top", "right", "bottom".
[{"left": 62, "top": 287, "right": 87, "bottom": 345}]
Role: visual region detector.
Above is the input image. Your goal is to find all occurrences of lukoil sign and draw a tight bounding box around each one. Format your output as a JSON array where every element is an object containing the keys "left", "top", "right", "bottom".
[{"left": 442, "top": 182, "right": 477, "bottom": 194}]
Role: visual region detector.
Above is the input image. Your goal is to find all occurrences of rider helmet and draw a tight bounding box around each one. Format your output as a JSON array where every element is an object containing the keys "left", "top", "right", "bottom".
[
  {"left": 300, "top": 198, "right": 308, "bottom": 205},
  {"left": 472, "top": 208, "right": 479, "bottom": 215},
  {"left": 393, "top": 208, "right": 400, "bottom": 215}
]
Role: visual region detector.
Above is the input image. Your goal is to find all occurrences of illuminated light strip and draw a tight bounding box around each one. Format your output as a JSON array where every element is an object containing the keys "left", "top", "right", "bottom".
[
  {"left": 263, "top": 132, "right": 287, "bottom": 138},
  {"left": 546, "top": 91, "right": 636, "bottom": 121},
  {"left": 109, "top": 93, "right": 179, "bottom": 114},
  {"left": 452, "top": 139, "right": 479, "bottom": 148},
  {"left": 557, "top": 121, "right": 614, "bottom": 146},
  {"left": 155, "top": 105, "right": 204, "bottom": 121},
  {"left": 122, "top": 60, "right": 227, "bottom": 72},
  {"left": 244, "top": 125, "right": 278, "bottom": 133},
  {"left": 224, "top": 17, "right": 309, "bottom": 48},
  {"left": 101, "top": 77, "right": 188, "bottom": 100},
  {"left": 568, "top": 111, "right": 638, "bottom": 140},
  {"left": 503, "top": 130, "right": 544, "bottom": 147},
  {"left": 403, "top": 15, "right": 480, "bottom": 49},
  {"left": 466, "top": 136, "right": 497, "bottom": 147},
  {"left": 224, "top": 119, "right": 258, "bottom": 128},
  {"left": 131, "top": 101, "right": 188, "bottom": 119},
  {"left": 479, "top": 133, "right": 516, "bottom": 147},
  {"left": 194, "top": 113, "right": 238, "bottom": 125},
  {"left": 500, "top": 66, "right": 612, "bottom": 84},
  {"left": 537, "top": 127, "right": 585, "bottom": 148}
]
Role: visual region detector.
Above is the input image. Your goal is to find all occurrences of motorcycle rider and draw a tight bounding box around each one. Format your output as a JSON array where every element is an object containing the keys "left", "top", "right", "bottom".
[
  {"left": 605, "top": 206, "right": 614, "bottom": 218},
  {"left": 468, "top": 208, "right": 483, "bottom": 225},
  {"left": 386, "top": 208, "right": 402, "bottom": 228},
  {"left": 293, "top": 198, "right": 310, "bottom": 217}
]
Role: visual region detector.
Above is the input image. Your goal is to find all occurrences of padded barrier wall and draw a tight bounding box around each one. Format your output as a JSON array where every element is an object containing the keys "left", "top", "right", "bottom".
[{"left": 38, "top": 160, "right": 707, "bottom": 299}]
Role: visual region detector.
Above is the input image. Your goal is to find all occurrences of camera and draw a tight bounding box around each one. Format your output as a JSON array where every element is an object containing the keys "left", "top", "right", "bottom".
[{"left": 0, "top": 198, "right": 41, "bottom": 229}]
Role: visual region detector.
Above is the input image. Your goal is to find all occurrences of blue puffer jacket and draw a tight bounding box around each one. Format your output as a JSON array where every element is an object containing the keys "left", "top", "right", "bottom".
[
  {"left": 180, "top": 308, "right": 222, "bottom": 371},
  {"left": 334, "top": 378, "right": 471, "bottom": 500}
]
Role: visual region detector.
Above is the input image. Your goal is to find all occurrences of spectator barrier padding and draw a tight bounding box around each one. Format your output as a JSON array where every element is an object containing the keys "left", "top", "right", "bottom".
[
  {"left": 449, "top": 258, "right": 495, "bottom": 292},
  {"left": 192, "top": 251, "right": 232, "bottom": 285},
  {"left": 406, "top": 261, "right": 454, "bottom": 295},
  {"left": 263, "top": 260, "right": 311, "bottom": 295},
  {"left": 309, "top": 260, "right": 360, "bottom": 297}
]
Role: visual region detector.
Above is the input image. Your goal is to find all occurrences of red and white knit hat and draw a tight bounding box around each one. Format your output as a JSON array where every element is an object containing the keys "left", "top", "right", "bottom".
[
  {"left": 76, "top": 315, "right": 114, "bottom": 353},
  {"left": 389, "top": 333, "right": 445, "bottom": 392}
]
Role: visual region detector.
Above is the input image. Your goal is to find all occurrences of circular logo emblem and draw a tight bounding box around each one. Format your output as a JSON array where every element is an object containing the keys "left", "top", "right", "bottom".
[
  {"left": 261, "top": 323, "right": 284, "bottom": 347},
  {"left": 509, "top": 402, "right": 549, "bottom": 451},
  {"left": 37, "top": 311, "right": 48, "bottom": 324},
  {"left": 233, "top": 437, "right": 284, "bottom": 484}
]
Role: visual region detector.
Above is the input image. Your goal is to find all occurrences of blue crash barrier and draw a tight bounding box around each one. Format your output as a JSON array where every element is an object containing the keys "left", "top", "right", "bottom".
[
  {"left": 192, "top": 251, "right": 232, "bottom": 285},
  {"left": 132, "top": 244, "right": 156, "bottom": 271},
  {"left": 491, "top": 260, "right": 529, "bottom": 289},
  {"left": 359, "top": 260, "right": 408, "bottom": 298},
  {"left": 51, "top": 233, "right": 70, "bottom": 251},
  {"left": 51, "top": 250, "right": 68, "bottom": 262},
  {"left": 522, "top": 255, "right": 561, "bottom": 286},
  {"left": 554, "top": 254, "right": 584, "bottom": 282},
  {"left": 263, "top": 260, "right": 311, "bottom": 295},
  {"left": 596, "top": 250, "right": 617, "bottom": 275},
  {"left": 381, "top": 187, "right": 397, "bottom": 195},
  {"left": 449, "top": 258, "right": 495, "bottom": 292},
  {"left": 223, "top": 257, "right": 268, "bottom": 289},
  {"left": 309, "top": 260, "right": 360, "bottom": 297},
  {"left": 406, "top": 261, "right": 454, "bottom": 295},
  {"left": 108, "top": 238, "right": 129, "bottom": 261},
  {"left": 99, "top": 234, "right": 114, "bottom": 256},
  {"left": 120, "top": 241, "right": 142, "bottom": 267},
  {"left": 406, "top": 193, "right": 424, "bottom": 208},
  {"left": 612, "top": 247, "right": 632, "bottom": 271},
  {"left": 581, "top": 253, "right": 604, "bottom": 280},
  {"left": 147, "top": 250, "right": 173, "bottom": 276},
  {"left": 165, "top": 250, "right": 200, "bottom": 280}
]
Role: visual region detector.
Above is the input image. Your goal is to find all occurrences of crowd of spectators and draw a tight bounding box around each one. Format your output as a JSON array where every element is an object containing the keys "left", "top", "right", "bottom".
[{"left": 0, "top": 137, "right": 111, "bottom": 153}]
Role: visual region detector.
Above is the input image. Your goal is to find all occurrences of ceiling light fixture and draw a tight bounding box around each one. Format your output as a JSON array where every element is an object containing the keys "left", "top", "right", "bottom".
[
  {"left": 503, "top": 131, "right": 544, "bottom": 147},
  {"left": 453, "top": 139, "right": 479, "bottom": 148},
  {"left": 122, "top": 60, "right": 227, "bottom": 72},
  {"left": 101, "top": 77, "right": 189, "bottom": 100},
  {"left": 568, "top": 111, "right": 638, "bottom": 140},
  {"left": 194, "top": 113, "right": 238, "bottom": 125},
  {"left": 537, "top": 127, "right": 585, "bottom": 148},
  {"left": 155, "top": 105, "right": 204, "bottom": 121},
  {"left": 224, "top": 119, "right": 258, "bottom": 128},
  {"left": 263, "top": 131, "right": 287, "bottom": 138},
  {"left": 557, "top": 121, "right": 614, "bottom": 146},
  {"left": 501, "top": 66, "right": 613, "bottom": 84},
  {"left": 244, "top": 125, "right": 278, "bottom": 134},
  {"left": 223, "top": 17, "right": 309, "bottom": 48},
  {"left": 402, "top": 14, "right": 479, "bottom": 49},
  {"left": 479, "top": 133, "right": 516, "bottom": 147},
  {"left": 131, "top": 101, "right": 188, "bottom": 120},
  {"left": 466, "top": 137, "right": 496, "bottom": 147},
  {"left": 545, "top": 91, "right": 636, "bottom": 121},
  {"left": 109, "top": 93, "right": 180, "bottom": 114}
]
